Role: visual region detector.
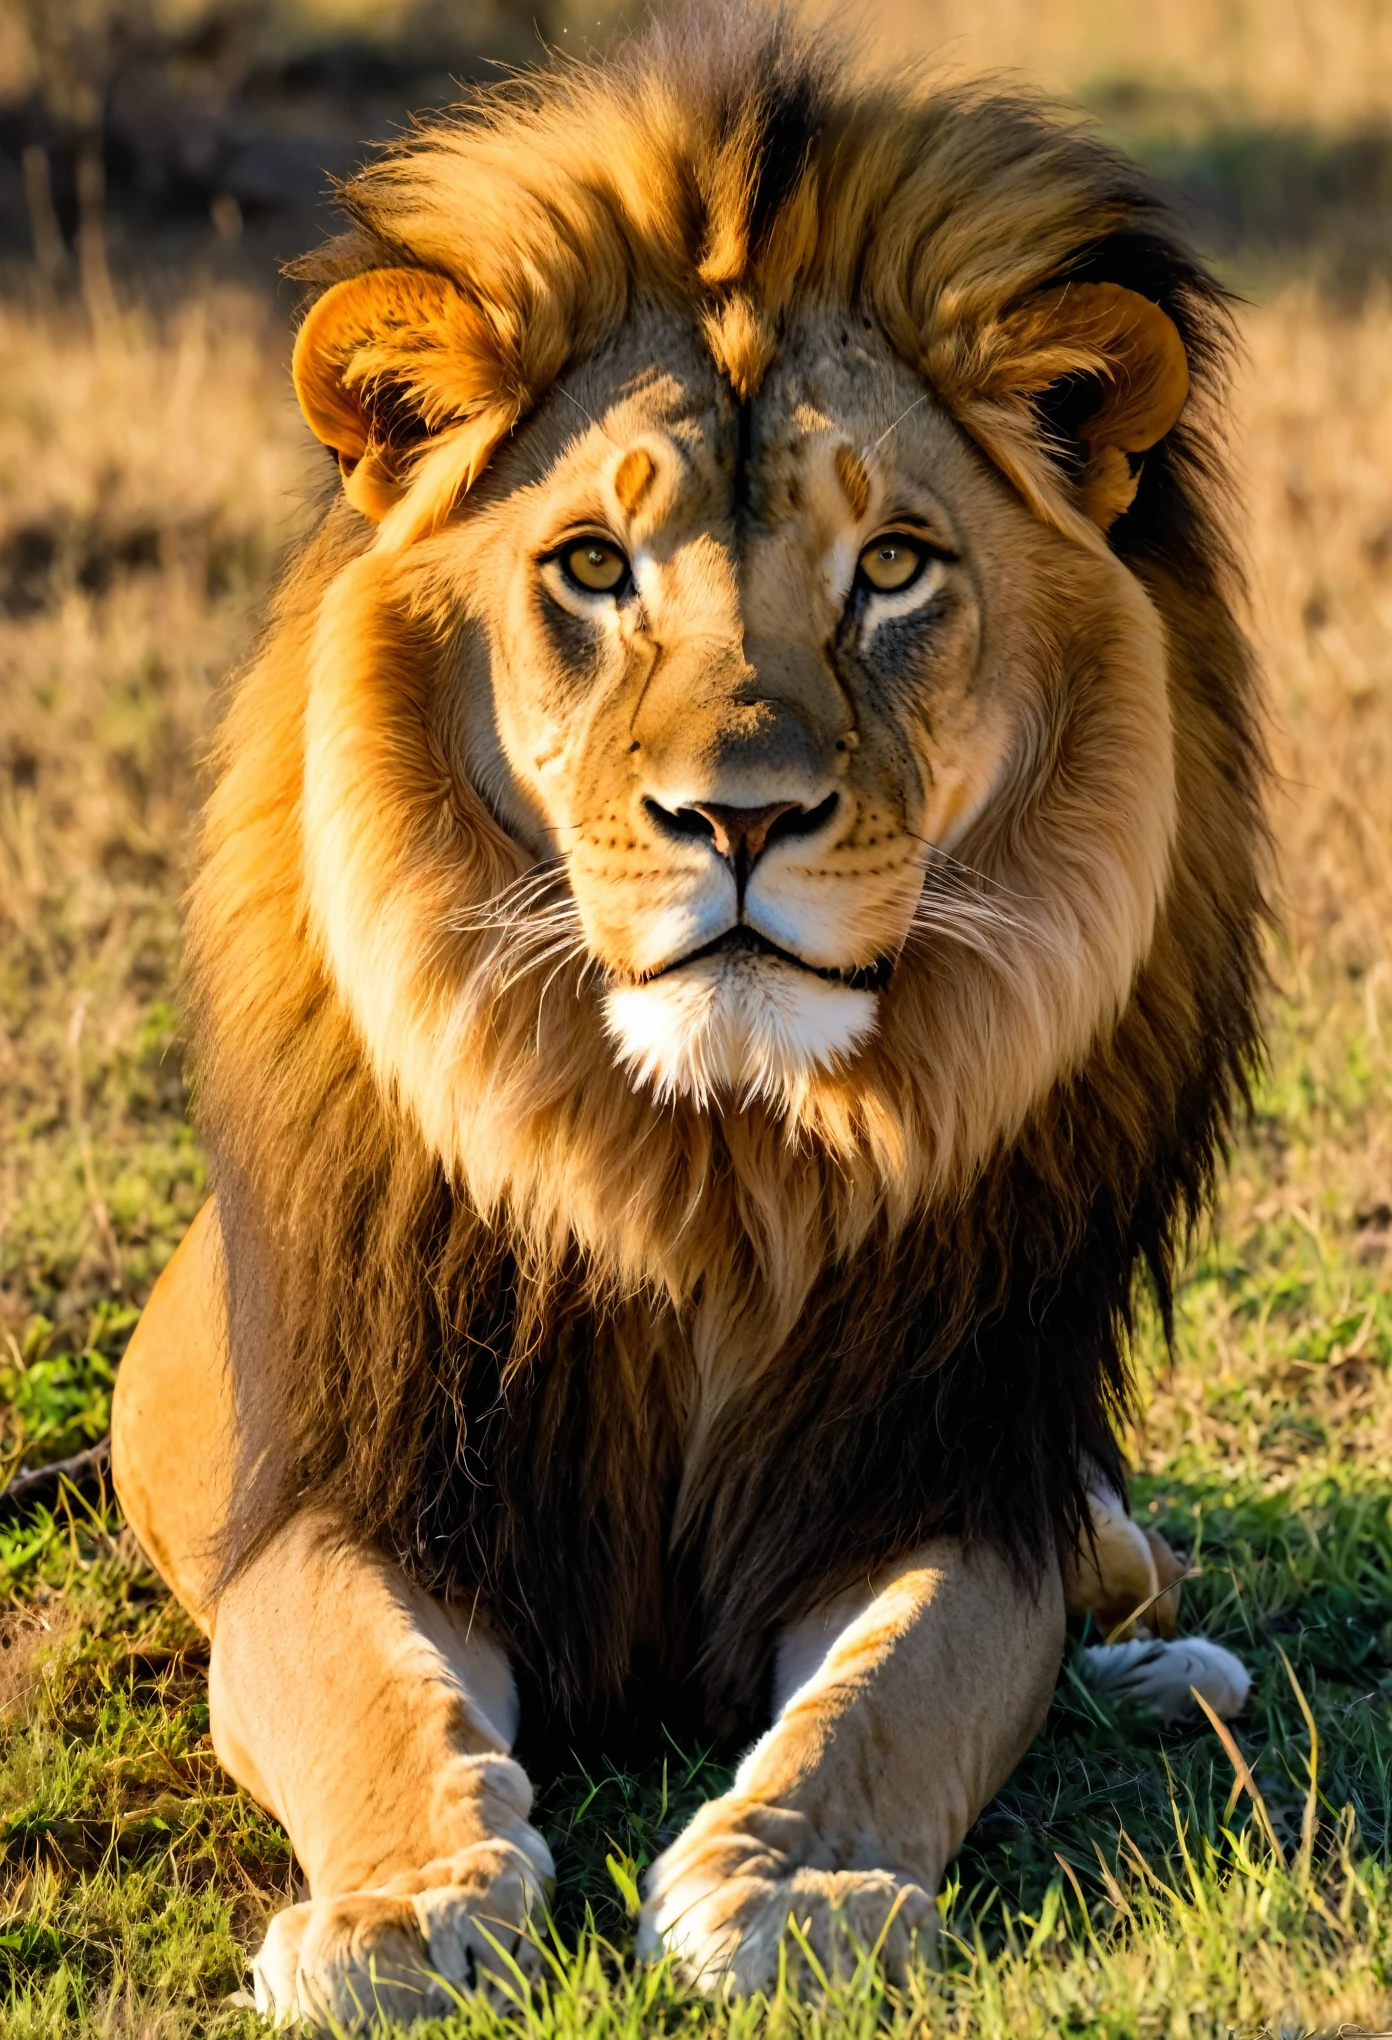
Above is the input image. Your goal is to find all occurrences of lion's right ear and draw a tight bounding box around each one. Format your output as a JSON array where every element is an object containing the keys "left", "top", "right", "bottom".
[
  {"left": 934, "top": 280, "right": 1190, "bottom": 547},
  {"left": 293, "top": 268, "right": 512, "bottom": 528},
  {"left": 989, "top": 282, "right": 1190, "bottom": 531}
]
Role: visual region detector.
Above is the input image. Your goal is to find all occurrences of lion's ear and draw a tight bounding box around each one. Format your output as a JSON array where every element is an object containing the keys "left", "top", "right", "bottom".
[
  {"left": 991, "top": 282, "right": 1190, "bottom": 529},
  {"left": 293, "top": 267, "right": 510, "bottom": 526}
]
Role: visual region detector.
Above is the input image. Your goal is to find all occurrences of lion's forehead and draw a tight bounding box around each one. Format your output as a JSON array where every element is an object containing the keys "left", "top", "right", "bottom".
[
  {"left": 555, "top": 306, "right": 963, "bottom": 545},
  {"left": 755, "top": 313, "right": 936, "bottom": 445}
]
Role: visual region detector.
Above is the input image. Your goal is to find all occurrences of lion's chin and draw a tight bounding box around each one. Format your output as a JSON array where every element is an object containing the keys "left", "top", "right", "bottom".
[{"left": 603, "top": 950, "right": 880, "bottom": 1111}]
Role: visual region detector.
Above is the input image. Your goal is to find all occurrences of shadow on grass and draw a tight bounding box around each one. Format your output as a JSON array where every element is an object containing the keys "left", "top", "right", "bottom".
[
  {"left": 1092, "top": 85, "right": 1392, "bottom": 296},
  {"left": 959, "top": 1463, "right": 1392, "bottom": 1931},
  {"left": 1, "top": 1473, "right": 1390, "bottom": 2026},
  {"left": 520, "top": 1466, "right": 1392, "bottom": 1957}
]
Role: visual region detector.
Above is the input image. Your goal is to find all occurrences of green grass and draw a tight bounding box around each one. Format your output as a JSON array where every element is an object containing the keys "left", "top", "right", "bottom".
[
  {"left": 2, "top": 284, "right": 1392, "bottom": 2033},
  {"left": 1, "top": 1012, "right": 1389, "bottom": 2039},
  {"left": 2, "top": 1472, "right": 1392, "bottom": 2040}
]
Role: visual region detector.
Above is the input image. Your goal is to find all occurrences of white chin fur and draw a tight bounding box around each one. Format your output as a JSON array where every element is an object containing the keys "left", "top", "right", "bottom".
[{"left": 603, "top": 950, "right": 880, "bottom": 1110}]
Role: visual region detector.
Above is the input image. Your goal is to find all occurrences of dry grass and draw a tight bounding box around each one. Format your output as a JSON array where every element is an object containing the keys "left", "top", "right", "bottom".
[
  {"left": 0, "top": 288, "right": 314, "bottom": 1470},
  {"left": 1137, "top": 288, "right": 1392, "bottom": 1487}
]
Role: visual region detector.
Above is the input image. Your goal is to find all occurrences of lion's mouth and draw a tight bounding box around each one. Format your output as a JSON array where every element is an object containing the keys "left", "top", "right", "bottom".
[{"left": 637, "top": 923, "right": 895, "bottom": 993}]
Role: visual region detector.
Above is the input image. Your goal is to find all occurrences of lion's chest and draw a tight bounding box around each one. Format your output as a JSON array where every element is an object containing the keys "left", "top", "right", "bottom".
[{"left": 389, "top": 1183, "right": 1127, "bottom": 1750}]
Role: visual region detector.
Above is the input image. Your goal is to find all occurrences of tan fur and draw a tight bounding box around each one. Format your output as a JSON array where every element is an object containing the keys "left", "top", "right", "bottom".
[
  {"left": 833, "top": 442, "right": 872, "bottom": 521},
  {"left": 1066, "top": 1484, "right": 1185, "bottom": 1640},
  {"left": 112, "top": 6, "right": 1266, "bottom": 2017},
  {"left": 640, "top": 1540, "right": 1065, "bottom": 1990},
  {"left": 116, "top": 1220, "right": 1106, "bottom": 2010}
]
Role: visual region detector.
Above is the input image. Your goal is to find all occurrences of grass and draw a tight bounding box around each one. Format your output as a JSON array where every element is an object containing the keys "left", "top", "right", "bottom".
[{"left": 2, "top": 80, "right": 1392, "bottom": 2040}]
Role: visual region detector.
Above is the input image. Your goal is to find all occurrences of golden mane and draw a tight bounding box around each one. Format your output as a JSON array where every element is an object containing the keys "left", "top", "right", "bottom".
[{"left": 186, "top": 5, "right": 1267, "bottom": 1736}]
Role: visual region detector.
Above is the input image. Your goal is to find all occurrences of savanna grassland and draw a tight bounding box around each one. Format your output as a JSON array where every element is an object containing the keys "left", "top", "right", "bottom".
[{"left": 2, "top": 1, "right": 1392, "bottom": 2033}]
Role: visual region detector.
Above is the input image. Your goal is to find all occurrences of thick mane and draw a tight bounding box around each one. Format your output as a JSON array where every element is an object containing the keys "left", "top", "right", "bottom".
[{"left": 187, "top": 4, "right": 1266, "bottom": 1740}]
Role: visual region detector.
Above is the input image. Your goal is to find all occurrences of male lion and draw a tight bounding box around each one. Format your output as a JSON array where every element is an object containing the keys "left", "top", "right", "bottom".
[{"left": 112, "top": 5, "right": 1264, "bottom": 2022}]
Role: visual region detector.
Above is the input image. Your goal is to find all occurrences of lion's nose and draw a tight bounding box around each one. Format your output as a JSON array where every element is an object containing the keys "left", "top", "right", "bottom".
[{"left": 645, "top": 794, "right": 838, "bottom": 875}]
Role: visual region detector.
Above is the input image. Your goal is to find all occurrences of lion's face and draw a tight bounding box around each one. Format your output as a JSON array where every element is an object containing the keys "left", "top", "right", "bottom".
[
  {"left": 285, "top": 193, "right": 1192, "bottom": 1227},
  {"left": 403, "top": 307, "right": 1129, "bottom": 1107}
]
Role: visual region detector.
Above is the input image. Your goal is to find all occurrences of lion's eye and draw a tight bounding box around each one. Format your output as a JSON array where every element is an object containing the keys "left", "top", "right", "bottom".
[
  {"left": 561, "top": 538, "right": 630, "bottom": 595},
  {"left": 856, "top": 535, "right": 929, "bottom": 594}
]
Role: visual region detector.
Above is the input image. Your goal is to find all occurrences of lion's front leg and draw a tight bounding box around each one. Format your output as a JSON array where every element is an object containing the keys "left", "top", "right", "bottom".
[
  {"left": 208, "top": 1512, "right": 552, "bottom": 2028},
  {"left": 639, "top": 1538, "right": 1063, "bottom": 1994}
]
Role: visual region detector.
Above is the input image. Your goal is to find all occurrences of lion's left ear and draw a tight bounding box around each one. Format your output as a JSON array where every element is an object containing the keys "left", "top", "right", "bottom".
[
  {"left": 293, "top": 267, "right": 518, "bottom": 535},
  {"left": 989, "top": 282, "right": 1190, "bottom": 529}
]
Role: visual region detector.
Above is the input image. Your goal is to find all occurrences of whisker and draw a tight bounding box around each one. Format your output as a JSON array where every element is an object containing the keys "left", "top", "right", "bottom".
[
  {"left": 495, "top": 946, "right": 583, "bottom": 995},
  {"left": 455, "top": 912, "right": 573, "bottom": 949},
  {"left": 902, "top": 843, "right": 1048, "bottom": 973},
  {"left": 905, "top": 835, "right": 1039, "bottom": 903},
  {"left": 913, "top": 880, "right": 1027, "bottom": 925},
  {"left": 552, "top": 382, "right": 626, "bottom": 455},
  {"left": 487, "top": 922, "right": 579, "bottom": 966},
  {"left": 904, "top": 889, "right": 1043, "bottom": 969},
  {"left": 907, "top": 908, "right": 1020, "bottom": 954},
  {"left": 532, "top": 939, "right": 592, "bottom": 1046},
  {"left": 491, "top": 921, "right": 589, "bottom": 996},
  {"left": 446, "top": 860, "right": 572, "bottom": 935},
  {"left": 867, "top": 392, "right": 930, "bottom": 458},
  {"left": 911, "top": 882, "right": 1030, "bottom": 928}
]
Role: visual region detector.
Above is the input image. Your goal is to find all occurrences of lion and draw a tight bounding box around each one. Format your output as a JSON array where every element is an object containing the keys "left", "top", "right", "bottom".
[{"left": 110, "top": 4, "right": 1265, "bottom": 2023}]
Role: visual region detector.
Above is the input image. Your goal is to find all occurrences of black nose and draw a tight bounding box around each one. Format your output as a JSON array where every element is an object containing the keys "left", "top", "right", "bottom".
[{"left": 645, "top": 793, "right": 838, "bottom": 876}]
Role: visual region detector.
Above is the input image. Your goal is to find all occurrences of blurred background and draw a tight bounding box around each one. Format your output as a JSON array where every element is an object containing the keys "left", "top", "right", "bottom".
[
  {"left": 1, "top": 0, "right": 1390, "bottom": 300},
  {"left": 0, "top": 0, "right": 1390, "bottom": 1493}
]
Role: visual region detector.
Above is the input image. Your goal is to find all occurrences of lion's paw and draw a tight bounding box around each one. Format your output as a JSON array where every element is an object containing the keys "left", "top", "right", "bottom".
[
  {"left": 638, "top": 1800, "right": 932, "bottom": 1995},
  {"left": 1080, "top": 1636, "right": 1250, "bottom": 1724},
  {"left": 253, "top": 1834, "right": 553, "bottom": 2029}
]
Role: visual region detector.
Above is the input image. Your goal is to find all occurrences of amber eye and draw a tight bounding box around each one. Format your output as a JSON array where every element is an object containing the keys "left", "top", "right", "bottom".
[
  {"left": 561, "top": 537, "right": 630, "bottom": 595},
  {"left": 856, "top": 534, "right": 931, "bottom": 593}
]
